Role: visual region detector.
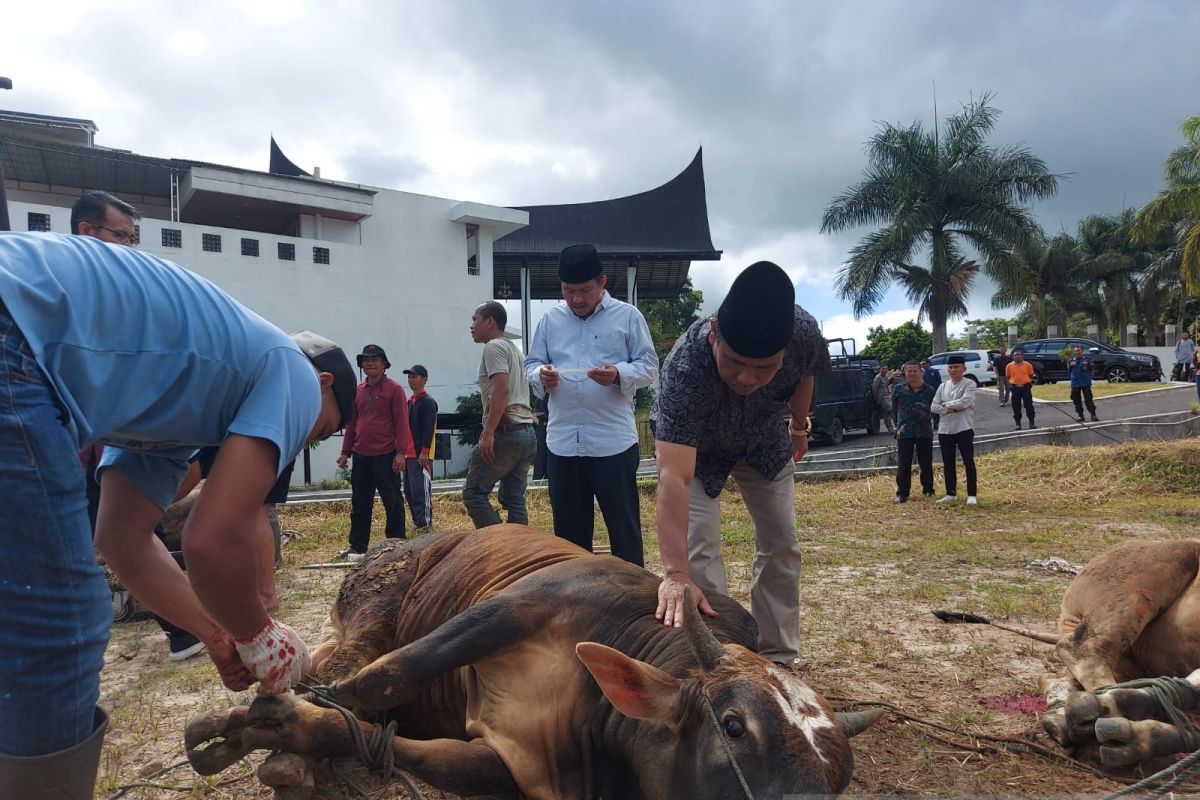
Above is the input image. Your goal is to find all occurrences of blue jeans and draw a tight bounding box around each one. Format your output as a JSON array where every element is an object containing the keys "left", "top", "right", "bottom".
[
  {"left": 0, "top": 306, "right": 110, "bottom": 756},
  {"left": 462, "top": 425, "right": 536, "bottom": 528}
]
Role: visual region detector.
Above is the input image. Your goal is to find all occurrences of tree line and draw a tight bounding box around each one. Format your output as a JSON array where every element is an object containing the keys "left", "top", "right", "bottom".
[{"left": 822, "top": 93, "right": 1200, "bottom": 355}]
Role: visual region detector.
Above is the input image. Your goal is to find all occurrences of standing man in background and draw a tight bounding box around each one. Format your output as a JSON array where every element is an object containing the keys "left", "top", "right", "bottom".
[
  {"left": 1067, "top": 345, "right": 1100, "bottom": 423},
  {"left": 931, "top": 355, "right": 978, "bottom": 506},
  {"left": 525, "top": 244, "right": 658, "bottom": 565},
  {"left": 892, "top": 362, "right": 937, "bottom": 503},
  {"left": 871, "top": 364, "right": 896, "bottom": 434},
  {"left": 1006, "top": 349, "right": 1037, "bottom": 430},
  {"left": 992, "top": 345, "right": 1012, "bottom": 406},
  {"left": 921, "top": 358, "right": 942, "bottom": 431},
  {"left": 463, "top": 301, "right": 536, "bottom": 527},
  {"left": 651, "top": 261, "right": 829, "bottom": 669},
  {"left": 1173, "top": 330, "right": 1196, "bottom": 382},
  {"left": 403, "top": 364, "right": 438, "bottom": 533},
  {"left": 337, "top": 345, "right": 410, "bottom": 560}
]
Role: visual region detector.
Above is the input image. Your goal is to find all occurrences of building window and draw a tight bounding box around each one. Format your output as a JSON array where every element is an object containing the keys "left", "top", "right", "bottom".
[
  {"left": 202, "top": 233, "right": 222, "bottom": 253},
  {"left": 162, "top": 228, "right": 182, "bottom": 248},
  {"left": 241, "top": 238, "right": 260, "bottom": 257},
  {"left": 278, "top": 242, "right": 295, "bottom": 261},
  {"left": 313, "top": 246, "right": 330, "bottom": 265},
  {"left": 466, "top": 223, "right": 479, "bottom": 275},
  {"left": 27, "top": 212, "right": 51, "bottom": 232}
]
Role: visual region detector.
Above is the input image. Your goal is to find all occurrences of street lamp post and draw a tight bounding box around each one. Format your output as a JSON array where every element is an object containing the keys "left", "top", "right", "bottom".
[{"left": 0, "top": 76, "right": 11, "bottom": 232}]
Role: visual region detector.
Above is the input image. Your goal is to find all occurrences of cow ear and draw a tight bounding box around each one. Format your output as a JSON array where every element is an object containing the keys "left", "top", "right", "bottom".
[{"left": 576, "top": 642, "right": 680, "bottom": 723}]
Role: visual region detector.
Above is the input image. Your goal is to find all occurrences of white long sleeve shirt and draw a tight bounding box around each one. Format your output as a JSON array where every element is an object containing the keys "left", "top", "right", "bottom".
[{"left": 930, "top": 377, "right": 977, "bottom": 435}]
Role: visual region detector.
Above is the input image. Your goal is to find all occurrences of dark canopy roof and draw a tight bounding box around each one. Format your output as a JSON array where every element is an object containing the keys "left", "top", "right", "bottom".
[
  {"left": 494, "top": 148, "right": 721, "bottom": 300},
  {"left": 269, "top": 136, "right": 310, "bottom": 177}
]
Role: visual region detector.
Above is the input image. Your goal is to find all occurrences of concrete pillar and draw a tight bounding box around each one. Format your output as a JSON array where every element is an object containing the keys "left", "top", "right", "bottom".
[
  {"left": 1125, "top": 324, "right": 1139, "bottom": 348},
  {"left": 967, "top": 323, "right": 978, "bottom": 349},
  {"left": 1165, "top": 323, "right": 1177, "bottom": 345},
  {"left": 520, "top": 264, "right": 532, "bottom": 352},
  {"left": 1007, "top": 326, "right": 1018, "bottom": 348},
  {"left": 1087, "top": 324, "right": 1099, "bottom": 341},
  {"left": 1046, "top": 324, "right": 1058, "bottom": 337},
  {"left": 626, "top": 262, "right": 638, "bottom": 305}
]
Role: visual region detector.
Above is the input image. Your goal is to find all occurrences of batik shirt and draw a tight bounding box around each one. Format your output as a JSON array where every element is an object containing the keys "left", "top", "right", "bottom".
[
  {"left": 650, "top": 307, "right": 830, "bottom": 498},
  {"left": 892, "top": 382, "right": 937, "bottom": 440}
]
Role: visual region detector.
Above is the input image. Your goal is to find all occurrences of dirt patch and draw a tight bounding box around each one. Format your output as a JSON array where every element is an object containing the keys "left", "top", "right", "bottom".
[{"left": 96, "top": 444, "right": 1200, "bottom": 798}]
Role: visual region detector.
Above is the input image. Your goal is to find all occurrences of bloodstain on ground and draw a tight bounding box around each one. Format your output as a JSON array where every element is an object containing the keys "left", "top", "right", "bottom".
[{"left": 979, "top": 693, "right": 1049, "bottom": 714}]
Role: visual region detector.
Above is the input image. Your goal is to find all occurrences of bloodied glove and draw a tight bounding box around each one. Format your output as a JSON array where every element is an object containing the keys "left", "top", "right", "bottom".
[{"left": 234, "top": 617, "right": 312, "bottom": 694}]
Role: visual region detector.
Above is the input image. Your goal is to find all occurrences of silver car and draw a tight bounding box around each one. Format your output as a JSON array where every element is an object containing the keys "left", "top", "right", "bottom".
[{"left": 927, "top": 350, "right": 998, "bottom": 385}]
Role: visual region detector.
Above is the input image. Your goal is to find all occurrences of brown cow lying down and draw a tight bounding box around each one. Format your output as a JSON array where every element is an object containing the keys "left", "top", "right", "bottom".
[
  {"left": 185, "top": 525, "right": 880, "bottom": 799},
  {"left": 1038, "top": 538, "right": 1200, "bottom": 769}
]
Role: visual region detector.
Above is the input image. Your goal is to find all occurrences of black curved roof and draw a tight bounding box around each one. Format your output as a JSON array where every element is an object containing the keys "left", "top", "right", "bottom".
[{"left": 494, "top": 148, "right": 721, "bottom": 300}]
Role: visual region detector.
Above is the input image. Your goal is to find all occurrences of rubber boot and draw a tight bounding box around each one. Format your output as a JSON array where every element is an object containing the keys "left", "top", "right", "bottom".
[{"left": 0, "top": 707, "right": 108, "bottom": 799}]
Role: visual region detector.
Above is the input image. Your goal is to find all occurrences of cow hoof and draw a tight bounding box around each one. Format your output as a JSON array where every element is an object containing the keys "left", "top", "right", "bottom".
[
  {"left": 1094, "top": 716, "right": 1133, "bottom": 744},
  {"left": 1043, "top": 711, "right": 1079, "bottom": 745},
  {"left": 1099, "top": 743, "right": 1141, "bottom": 770},
  {"left": 1064, "top": 691, "right": 1102, "bottom": 727},
  {"left": 185, "top": 706, "right": 254, "bottom": 776},
  {"left": 258, "top": 752, "right": 316, "bottom": 800}
]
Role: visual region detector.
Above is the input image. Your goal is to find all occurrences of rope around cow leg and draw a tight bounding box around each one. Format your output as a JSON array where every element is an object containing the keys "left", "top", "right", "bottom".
[
  {"left": 297, "top": 683, "right": 428, "bottom": 800},
  {"left": 1090, "top": 676, "right": 1200, "bottom": 800},
  {"left": 1098, "top": 747, "right": 1200, "bottom": 800},
  {"left": 1093, "top": 676, "right": 1200, "bottom": 750}
]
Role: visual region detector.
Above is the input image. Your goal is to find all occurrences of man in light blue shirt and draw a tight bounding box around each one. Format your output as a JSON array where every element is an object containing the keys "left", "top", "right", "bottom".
[
  {"left": 0, "top": 233, "right": 355, "bottom": 794},
  {"left": 525, "top": 244, "right": 658, "bottom": 565}
]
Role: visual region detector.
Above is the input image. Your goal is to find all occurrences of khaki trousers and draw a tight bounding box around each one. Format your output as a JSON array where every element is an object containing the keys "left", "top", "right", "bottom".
[{"left": 687, "top": 462, "right": 801, "bottom": 664}]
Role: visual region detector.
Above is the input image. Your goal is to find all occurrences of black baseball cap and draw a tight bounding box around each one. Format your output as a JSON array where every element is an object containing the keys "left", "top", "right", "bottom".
[
  {"left": 290, "top": 330, "right": 356, "bottom": 430},
  {"left": 403, "top": 365, "right": 428, "bottom": 378}
]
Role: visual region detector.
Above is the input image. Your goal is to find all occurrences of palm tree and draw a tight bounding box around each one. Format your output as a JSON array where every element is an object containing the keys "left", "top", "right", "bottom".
[
  {"left": 991, "top": 230, "right": 1091, "bottom": 332},
  {"left": 821, "top": 93, "right": 1059, "bottom": 354},
  {"left": 1132, "top": 115, "right": 1200, "bottom": 294},
  {"left": 1076, "top": 211, "right": 1154, "bottom": 343}
]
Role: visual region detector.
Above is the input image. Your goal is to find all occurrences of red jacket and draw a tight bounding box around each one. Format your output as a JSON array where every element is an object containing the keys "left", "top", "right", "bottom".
[{"left": 341, "top": 375, "right": 411, "bottom": 457}]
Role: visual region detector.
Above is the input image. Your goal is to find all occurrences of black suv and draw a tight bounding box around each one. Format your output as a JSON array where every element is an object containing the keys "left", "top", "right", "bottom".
[{"left": 1009, "top": 338, "right": 1162, "bottom": 383}]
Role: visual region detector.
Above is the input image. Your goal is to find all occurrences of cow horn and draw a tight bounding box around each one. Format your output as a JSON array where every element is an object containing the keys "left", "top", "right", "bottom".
[
  {"left": 681, "top": 586, "right": 725, "bottom": 671},
  {"left": 835, "top": 708, "right": 885, "bottom": 738}
]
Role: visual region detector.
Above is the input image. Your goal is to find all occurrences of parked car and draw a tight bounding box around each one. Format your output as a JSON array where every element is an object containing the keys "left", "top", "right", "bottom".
[
  {"left": 926, "top": 350, "right": 998, "bottom": 385},
  {"left": 809, "top": 362, "right": 878, "bottom": 445},
  {"left": 808, "top": 338, "right": 880, "bottom": 445},
  {"left": 1009, "top": 338, "right": 1162, "bottom": 383}
]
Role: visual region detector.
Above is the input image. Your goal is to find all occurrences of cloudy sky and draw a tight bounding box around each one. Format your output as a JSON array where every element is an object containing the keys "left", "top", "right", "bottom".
[{"left": 5, "top": 1, "right": 1197, "bottom": 345}]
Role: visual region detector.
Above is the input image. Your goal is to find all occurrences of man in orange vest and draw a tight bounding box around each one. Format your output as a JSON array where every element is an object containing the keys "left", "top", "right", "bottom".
[{"left": 1005, "top": 349, "right": 1037, "bottom": 430}]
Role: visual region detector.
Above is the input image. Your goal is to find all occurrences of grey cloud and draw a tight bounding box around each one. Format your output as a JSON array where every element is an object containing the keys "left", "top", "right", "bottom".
[{"left": 7, "top": 0, "right": 1198, "bottom": 310}]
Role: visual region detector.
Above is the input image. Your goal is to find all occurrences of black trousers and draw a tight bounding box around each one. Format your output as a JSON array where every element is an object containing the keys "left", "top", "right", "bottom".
[
  {"left": 895, "top": 437, "right": 934, "bottom": 499},
  {"left": 1071, "top": 386, "right": 1096, "bottom": 416},
  {"left": 938, "top": 430, "right": 977, "bottom": 497},
  {"left": 348, "top": 452, "right": 405, "bottom": 552},
  {"left": 547, "top": 443, "right": 643, "bottom": 566},
  {"left": 1010, "top": 384, "right": 1035, "bottom": 424}
]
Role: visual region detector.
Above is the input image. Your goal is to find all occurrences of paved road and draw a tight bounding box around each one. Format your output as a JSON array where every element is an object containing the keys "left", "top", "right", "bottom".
[
  {"left": 810, "top": 381, "right": 1198, "bottom": 456},
  {"left": 289, "top": 383, "right": 1198, "bottom": 504}
]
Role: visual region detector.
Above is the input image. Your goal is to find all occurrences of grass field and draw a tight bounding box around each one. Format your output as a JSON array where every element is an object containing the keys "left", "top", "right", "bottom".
[
  {"left": 96, "top": 438, "right": 1200, "bottom": 799},
  {"left": 1032, "top": 381, "right": 1177, "bottom": 401}
]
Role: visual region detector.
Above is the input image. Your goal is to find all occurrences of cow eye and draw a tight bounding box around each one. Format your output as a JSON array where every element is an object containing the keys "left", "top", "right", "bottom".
[{"left": 723, "top": 717, "right": 745, "bottom": 738}]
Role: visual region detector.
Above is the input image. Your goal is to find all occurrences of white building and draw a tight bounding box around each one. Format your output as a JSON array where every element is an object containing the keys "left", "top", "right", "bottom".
[
  {"left": 0, "top": 110, "right": 527, "bottom": 482},
  {"left": 1, "top": 110, "right": 722, "bottom": 484}
]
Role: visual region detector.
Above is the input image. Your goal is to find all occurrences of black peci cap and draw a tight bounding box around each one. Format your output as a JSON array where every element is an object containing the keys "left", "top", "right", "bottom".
[
  {"left": 558, "top": 243, "right": 604, "bottom": 284},
  {"left": 947, "top": 355, "right": 965, "bottom": 365},
  {"left": 716, "top": 261, "right": 796, "bottom": 358},
  {"left": 291, "top": 330, "right": 357, "bottom": 430}
]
